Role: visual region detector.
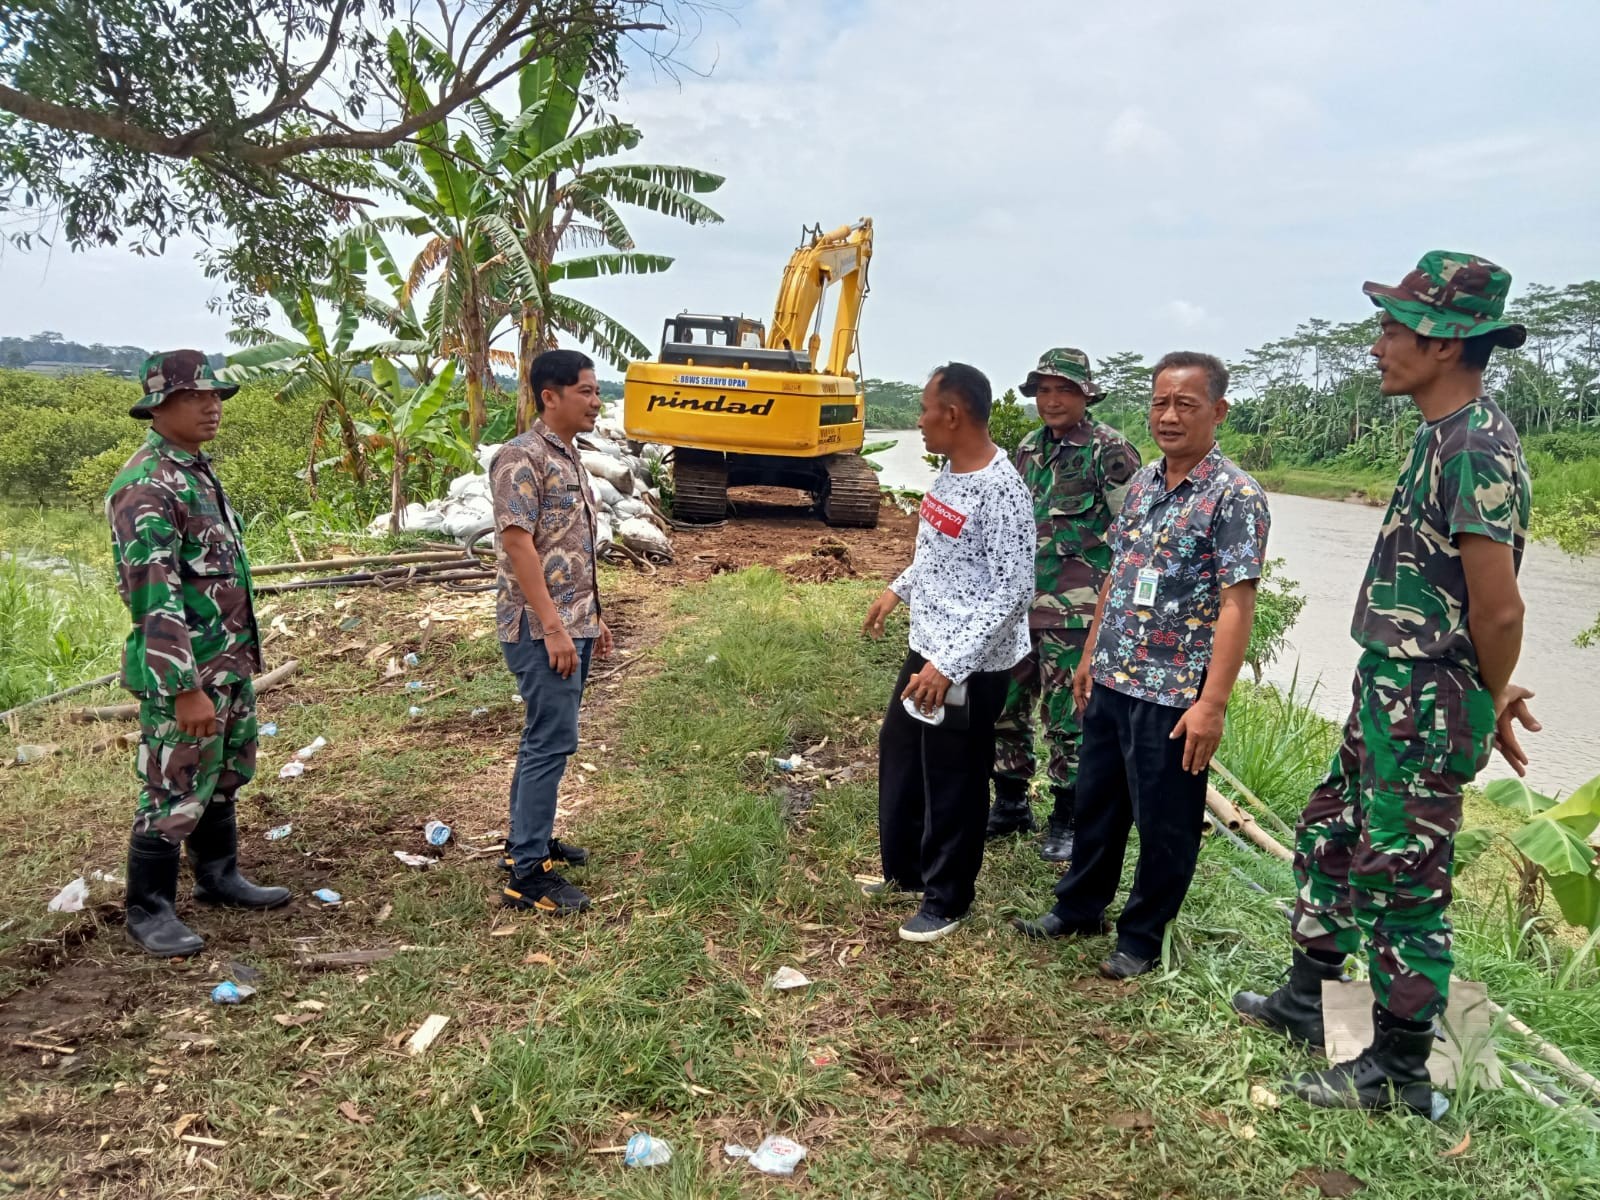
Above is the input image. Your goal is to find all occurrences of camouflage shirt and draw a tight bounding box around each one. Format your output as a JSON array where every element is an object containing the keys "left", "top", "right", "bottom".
[
  {"left": 1014, "top": 418, "right": 1140, "bottom": 630},
  {"left": 106, "top": 431, "right": 262, "bottom": 697},
  {"left": 491, "top": 421, "right": 602, "bottom": 643},
  {"left": 1091, "top": 446, "right": 1270, "bottom": 708},
  {"left": 1352, "top": 397, "right": 1531, "bottom": 672}
]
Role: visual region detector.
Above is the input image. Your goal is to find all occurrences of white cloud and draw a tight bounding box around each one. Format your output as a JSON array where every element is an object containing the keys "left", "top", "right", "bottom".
[{"left": 2, "top": 0, "right": 1598, "bottom": 383}]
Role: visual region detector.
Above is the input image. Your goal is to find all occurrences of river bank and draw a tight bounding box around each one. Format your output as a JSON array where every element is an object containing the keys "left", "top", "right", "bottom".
[{"left": 3, "top": 553, "right": 1597, "bottom": 1197}]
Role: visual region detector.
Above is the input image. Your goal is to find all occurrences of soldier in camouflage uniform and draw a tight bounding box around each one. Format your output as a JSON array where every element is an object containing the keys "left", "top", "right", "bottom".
[
  {"left": 107, "top": 351, "right": 290, "bottom": 959},
  {"left": 987, "top": 349, "right": 1140, "bottom": 862},
  {"left": 1234, "top": 253, "right": 1538, "bottom": 1116}
]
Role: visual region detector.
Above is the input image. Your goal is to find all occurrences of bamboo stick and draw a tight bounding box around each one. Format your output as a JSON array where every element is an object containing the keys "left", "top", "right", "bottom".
[
  {"left": 1205, "top": 785, "right": 1293, "bottom": 861},
  {"left": 251, "top": 551, "right": 465, "bottom": 577},
  {"left": 1490, "top": 1002, "right": 1600, "bottom": 1105},
  {"left": 69, "top": 659, "right": 300, "bottom": 723},
  {"left": 1209, "top": 756, "right": 1296, "bottom": 839},
  {"left": 254, "top": 567, "right": 492, "bottom": 595},
  {"left": 0, "top": 673, "right": 120, "bottom": 723}
]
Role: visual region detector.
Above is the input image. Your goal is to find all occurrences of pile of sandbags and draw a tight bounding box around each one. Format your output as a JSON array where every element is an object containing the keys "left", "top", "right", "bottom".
[{"left": 368, "top": 407, "right": 673, "bottom": 563}]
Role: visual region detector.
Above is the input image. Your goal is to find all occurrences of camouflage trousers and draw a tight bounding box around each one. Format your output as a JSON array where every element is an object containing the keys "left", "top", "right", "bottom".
[
  {"left": 1291, "top": 653, "right": 1494, "bottom": 1021},
  {"left": 993, "top": 627, "right": 1087, "bottom": 791},
  {"left": 134, "top": 678, "right": 258, "bottom": 844}
]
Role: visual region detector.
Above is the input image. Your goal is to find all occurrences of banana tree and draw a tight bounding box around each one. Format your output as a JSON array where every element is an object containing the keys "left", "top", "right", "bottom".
[
  {"left": 1456, "top": 773, "right": 1600, "bottom": 938},
  {"left": 476, "top": 50, "right": 725, "bottom": 430},
  {"left": 359, "top": 358, "right": 468, "bottom": 534},
  {"left": 221, "top": 239, "right": 427, "bottom": 492}
]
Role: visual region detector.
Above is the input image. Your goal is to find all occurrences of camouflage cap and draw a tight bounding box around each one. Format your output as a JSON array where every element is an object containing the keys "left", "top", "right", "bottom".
[
  {"left": 1020, "top": 347, "right": 1104, "bottom": 402},
  {"left": 129, "top": 350, "right": 238, "bottom": 419},
  {"left": 1362, "top": 251, "right": 1527, "bottom": 349}
]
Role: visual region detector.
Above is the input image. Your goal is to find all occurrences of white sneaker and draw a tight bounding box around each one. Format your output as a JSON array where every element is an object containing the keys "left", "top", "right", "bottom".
[{"left": 898, "top": 909, "right": 967, "bottom": 942}]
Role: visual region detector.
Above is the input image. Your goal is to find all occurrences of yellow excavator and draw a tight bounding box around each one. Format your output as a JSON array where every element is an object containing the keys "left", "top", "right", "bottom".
[{"left": 622, "top": 218, "right": 881, "bottom": 527}]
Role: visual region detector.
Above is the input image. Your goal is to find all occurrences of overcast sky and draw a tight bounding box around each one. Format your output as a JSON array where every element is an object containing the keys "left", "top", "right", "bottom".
[{"left": 3, "top": 0, "right": 1598, "bottom": 388}]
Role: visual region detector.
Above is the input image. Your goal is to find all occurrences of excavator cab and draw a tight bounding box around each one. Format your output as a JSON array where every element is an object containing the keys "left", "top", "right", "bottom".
[{"left": 658, "top": 313, "right": 809, "bottom": 373}]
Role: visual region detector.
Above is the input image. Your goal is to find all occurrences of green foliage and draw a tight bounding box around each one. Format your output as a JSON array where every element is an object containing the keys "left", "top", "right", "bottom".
[
  {"left": 863, "top": 377, "right": 923, "bottom": 429},
  {"left": 1458, "top": 775, "right": 1600, "bottom": 934},
  {"left": 987, "top": 387, "right": 1041, "bottom": 455},
  {"left": 1244, "top": 558, "right": 1307, "bottom": 684}
]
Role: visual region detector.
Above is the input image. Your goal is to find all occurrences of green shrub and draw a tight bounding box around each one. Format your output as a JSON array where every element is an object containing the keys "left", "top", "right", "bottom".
[{"left": 67, "top": 440, "right": 143, "bottom": 508}]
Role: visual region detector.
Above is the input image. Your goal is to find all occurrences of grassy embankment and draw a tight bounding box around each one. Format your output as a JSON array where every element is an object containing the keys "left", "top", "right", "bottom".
[{"left": 3, "top": 557, "right": 1598, "bottom": 1198}]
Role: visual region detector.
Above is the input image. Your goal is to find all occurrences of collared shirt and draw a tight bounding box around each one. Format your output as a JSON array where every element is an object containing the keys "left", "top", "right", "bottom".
[
  {"left": 889, "top": 448, "right": 1035, "bottom": 684},
  {"left": 1091, "top": 445, "right": 1270, "bottom": 708},
  {"left": 1352, "top": 397, "right": 1530, "bottom": 673},
  {"left": 491, "top": 420, "right": 601, "bottom": 642},
  {"left": 1014, "top": 418, "right": 1140, "bottom": 630},
  {"left": 105, "top": 430, "right": 262, "bottom": 697}
]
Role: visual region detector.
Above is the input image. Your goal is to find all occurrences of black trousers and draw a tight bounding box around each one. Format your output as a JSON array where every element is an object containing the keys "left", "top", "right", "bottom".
[
  {"left": 1050, "top": 685, "right": 1209, "bottom": 959},
  {"left": 878, "top": 650, "right": 1011, "bottom": 919}
]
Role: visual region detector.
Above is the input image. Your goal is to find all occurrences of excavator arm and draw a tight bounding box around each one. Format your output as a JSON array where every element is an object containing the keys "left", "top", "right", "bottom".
[{"left": 766, "top": 218, "right": 873, "bottom": 377}]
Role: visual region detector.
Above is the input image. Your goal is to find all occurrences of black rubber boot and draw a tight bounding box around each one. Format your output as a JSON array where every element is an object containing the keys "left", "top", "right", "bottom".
[
  {"left": 125, "top": 834, "right": 204, "bottom": 958},
  {"left": 1232, "top": 950, "right": 1348, "bottom": 1050},
  {"left": 1039, "top": 786, "right": 1076, "bottom": 862},
  {"left": 1290, "top": 1003, "right": 1442, "bottom": 1117},
  {"left": 985, "top": 777, "right": 1037, "bottom": 840},
  {"left": 188, "top": 801, "right": 292, "bottom": 909}
]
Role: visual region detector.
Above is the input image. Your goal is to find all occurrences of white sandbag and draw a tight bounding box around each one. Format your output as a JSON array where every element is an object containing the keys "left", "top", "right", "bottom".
[
  {"left": 391, "top": 502, "right": 444, "bottom": 533},
  {"left": 614, "top": 498, "right": 647, "bottom": 520},
  {"left": 619, "top": 516, "right": 672, "bottom": 558},
  {"left": 581, "top": 451, "right": 634, "bottom": 494},
  {"left": 589, "top": 474, "right": 624, "bottom": 509},
  {"left": 440, "top": 500, "right": 494, "bottom": 540},
  {"left": 476, "top": 442, "right": 505, "bottom": 474},
  {"left": 447, "top": 471, "right": 490, "bottom": 501},
  {"left": 595, "top": 512, "right": 614, "bottom": 548}
]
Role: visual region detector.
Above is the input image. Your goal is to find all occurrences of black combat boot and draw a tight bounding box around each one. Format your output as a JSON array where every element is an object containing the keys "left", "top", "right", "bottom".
[
  {"left": 985, "top": 776, "right": 1037, "bottom": 840},
  {"left": 1039, "top": 785, "right": 1076, "bottom": 862},
  {"left": 125, "top": 833, "right": 204, "bottom": 958},
  {"left": 1232, "top": 950, "right": 1348, "bottom": 1050},
  {"left": 1290, "top": 1002, "right": 1441, "bottom": 1117},
  {"left": 188, "top": 801, "right": 292, "bottom": 909}
]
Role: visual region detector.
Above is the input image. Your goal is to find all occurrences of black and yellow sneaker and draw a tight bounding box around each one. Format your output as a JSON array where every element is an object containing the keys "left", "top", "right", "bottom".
[
  {"left": 502, "top": 859, "right": 591, "bottom": 914},
  {"left": 500, "top": 838, "right": 590, "bottom": 873}
]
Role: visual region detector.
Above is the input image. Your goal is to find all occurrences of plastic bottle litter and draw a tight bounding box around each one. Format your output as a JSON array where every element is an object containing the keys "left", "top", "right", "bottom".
[
  {"left": 767, "top": 966, "right": 812, "bottom": 990},
  {"left": 424, "top": 820, "right": 452, "bottom": 847},
  {"left": 15, "top": 743, "right": 59, "bottom": 765},
  {"left": 278, "top": 761, "right": 306, "bottom": 779},
  {"left": 258, "top": 722, "right": 279, "bottom": 737},
  {"left": 408, "top": 706, "right": 424, "bottom": 717},
  {"left": 405, "top": 681, "right": 426, "bottom": 692},
  {"left": 393, "top": 851, "right": 438, "bottom": 868},
  {"left": 264, "top": 823, "right": 293, "bottom": 841},
  {"left": 47, "top": 877, "right": 89, "bottom": 913},
  {"left": 725, "top": 1135, "right": 807, "bottom": 1176},
  {"left": 312, "top": 888, "right": 342, "bottom": 905},
  {"left": 773, "top": 754, "right": 805, "bottom": 772},
  {"left": 210, "top": 980, "right": 257, "bottom": 1004},
  {"left": 403, "top": 652, "right": 420, "bottom": 667},
  {"left": 623, "top": 1132, "right": 672, "bottom": 1168},
  {"left": 294, "top": 736, "right": 328, "bottom": 761},
  {"left": 469, "top": 707, "right": 488, "bottom": 718}
]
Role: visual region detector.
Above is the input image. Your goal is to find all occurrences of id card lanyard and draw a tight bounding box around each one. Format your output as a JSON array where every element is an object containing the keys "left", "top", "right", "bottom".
[{"left": 1130, "top": 471, "right": 1192, "bottom": 607}]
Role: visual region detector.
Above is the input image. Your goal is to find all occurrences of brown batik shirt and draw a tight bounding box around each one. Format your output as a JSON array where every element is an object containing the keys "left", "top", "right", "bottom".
[{"left": 490, "top": 421, "right": 601, "bottom": 643}]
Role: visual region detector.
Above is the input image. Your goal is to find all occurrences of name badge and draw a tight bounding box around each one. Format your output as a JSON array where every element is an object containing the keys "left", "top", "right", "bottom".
[{"left": 1134, "top": 567, "right": 1160, "bottom": 606}]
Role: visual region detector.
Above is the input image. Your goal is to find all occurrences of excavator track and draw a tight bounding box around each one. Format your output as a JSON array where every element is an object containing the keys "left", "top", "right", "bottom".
[
  {"left": 820, "top": 453, "right": 882, "bottom": 528},
  {"left": 671, "top": 454, "right": 729, "bottom": 523}
]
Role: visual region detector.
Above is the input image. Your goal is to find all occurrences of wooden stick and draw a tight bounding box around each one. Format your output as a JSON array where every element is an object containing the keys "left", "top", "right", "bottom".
[
  {"left": 1210, "top": 757, "right": 1296, "bottom": 839},
  {"left": 250, "top": 551, "right": 465, "bottom": 577},
  {"left": 0, "top": 673, "right": 120, "bottom": 723},
  {"left": 254, "top": 567, "right": 492, "bottom": 595},
  {"left": 1205, "top": 786, "right": 1293, "bottom": 861},
  {"left": 70, "top": 660, "right": 300, "bottom": 724}
]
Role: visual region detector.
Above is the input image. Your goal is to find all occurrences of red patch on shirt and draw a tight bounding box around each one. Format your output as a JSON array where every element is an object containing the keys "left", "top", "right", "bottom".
[{"left": 919, "top": 494, "right": 968, "bottom": 537}]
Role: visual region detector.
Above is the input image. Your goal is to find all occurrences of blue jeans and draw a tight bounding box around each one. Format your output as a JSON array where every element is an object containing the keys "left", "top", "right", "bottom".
[{"left": 501, "top": 613, "right": 593, "bottom": 873}]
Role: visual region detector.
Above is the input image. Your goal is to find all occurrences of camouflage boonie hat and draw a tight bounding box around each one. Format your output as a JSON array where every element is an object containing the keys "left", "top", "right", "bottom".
[
  {"left": 129, "top": 349, "right": 238, "bottom": 418},
  {"left": 1363, "top": 251, "right": 1527, "bottom": 349},
  {"left": 1020, "top": 347, "right": 1104, "bottom": 402}
]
